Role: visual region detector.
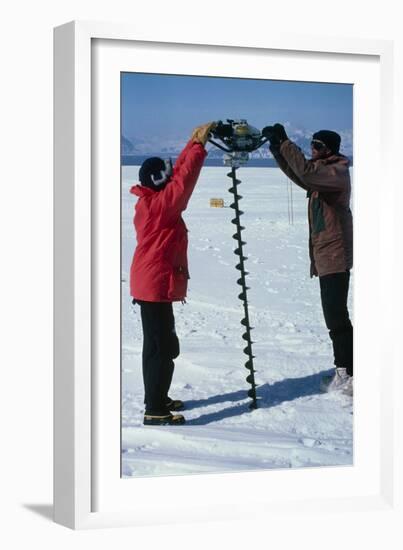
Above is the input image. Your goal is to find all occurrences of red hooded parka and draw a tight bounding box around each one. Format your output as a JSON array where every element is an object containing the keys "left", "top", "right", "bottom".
[{"left": 130, "top": 140, "right": 207, "bottom": 302}]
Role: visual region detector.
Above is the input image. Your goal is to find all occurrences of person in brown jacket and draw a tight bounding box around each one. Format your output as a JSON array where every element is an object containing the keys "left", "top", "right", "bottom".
[{"left": 263, "top": 124, "right": 353, "bottom": 396}]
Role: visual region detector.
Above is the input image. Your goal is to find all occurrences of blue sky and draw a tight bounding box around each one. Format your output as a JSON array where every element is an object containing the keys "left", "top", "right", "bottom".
[{"left": 121, "top": 72, "right": 352, "bottom": 144}]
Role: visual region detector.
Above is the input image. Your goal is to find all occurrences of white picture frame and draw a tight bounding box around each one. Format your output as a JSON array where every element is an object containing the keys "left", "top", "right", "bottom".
[{"left": 54, "top": 20, "right": 398, "bottom": 530}]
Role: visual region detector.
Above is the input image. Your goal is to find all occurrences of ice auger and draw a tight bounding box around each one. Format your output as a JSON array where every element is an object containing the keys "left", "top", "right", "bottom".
[{"left": 208, "top": 120, "right": 269, "bottom": 409}]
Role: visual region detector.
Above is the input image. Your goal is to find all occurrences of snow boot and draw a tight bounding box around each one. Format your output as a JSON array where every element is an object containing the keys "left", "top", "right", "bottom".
[
  {"left": 320, "top": 367, "right": 351, "bottom": 393},
  {"left": 143, "top": 413, "right": 185, "bottom": 426},
  {"left": 166, "top": 398, "right": 185, "bottom": 411},
  {"left": 342, "top": 376, "right": 353, "bottom": 397}
]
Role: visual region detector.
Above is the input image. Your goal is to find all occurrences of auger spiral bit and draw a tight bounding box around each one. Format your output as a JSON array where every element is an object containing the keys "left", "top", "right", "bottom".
[
  {"left": 207, "top": 119, "right": 269, "bottom": 410},
  {"left": 227, "top": 166, "right": 258, "bottom": 409}
]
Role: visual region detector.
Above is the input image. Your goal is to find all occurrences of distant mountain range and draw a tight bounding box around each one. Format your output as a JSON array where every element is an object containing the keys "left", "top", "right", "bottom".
[{"left": 121, "top": 124, "right": 353, "bottom": 161}]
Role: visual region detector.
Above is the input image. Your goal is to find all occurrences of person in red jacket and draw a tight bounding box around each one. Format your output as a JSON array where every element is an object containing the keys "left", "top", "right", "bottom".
[{"left": 130, "top": 122, "right": 216, "bottom": 425}]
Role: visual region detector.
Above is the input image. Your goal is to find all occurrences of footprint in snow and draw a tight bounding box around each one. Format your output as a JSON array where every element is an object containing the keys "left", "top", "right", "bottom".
[
  {"left": 299, "top": 438, "right": 318, "bottom": 448},
  {"left": 265, "top": 287, "right": 279, "bottom": 294}
]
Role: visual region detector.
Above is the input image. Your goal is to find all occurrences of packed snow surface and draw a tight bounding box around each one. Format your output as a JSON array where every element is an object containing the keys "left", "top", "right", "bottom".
[{"left": 121, "top": 166, "right": 353, "bottom": 478}]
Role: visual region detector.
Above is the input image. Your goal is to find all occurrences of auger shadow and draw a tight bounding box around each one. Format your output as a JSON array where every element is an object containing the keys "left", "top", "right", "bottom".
[{"left": 186, "top": 369, "right": 332, "bottom": 426}]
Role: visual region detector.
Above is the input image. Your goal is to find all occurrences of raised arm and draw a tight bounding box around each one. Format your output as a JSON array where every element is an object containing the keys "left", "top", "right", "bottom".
[
  {"left": 270, "top": 144, "right": 310, "bottom": 191},
  {"left": 263, "top": 124, "right": 310, "bottom": 191},
  {"left": 279, "top": 140, "right": 350, "bottom": 192},
  {"left": 160, "top": 140, "right": 207, "bottom": 215},
  {"left": 172, "top": 140, "right": 194, "bottom": 173},
  {"left": 154, "top": 122, "right": 216, "bottom": 222}
]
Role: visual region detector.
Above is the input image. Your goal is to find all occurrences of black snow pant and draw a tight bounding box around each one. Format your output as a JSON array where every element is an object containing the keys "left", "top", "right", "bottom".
[
  {"left": 319, "top": 271, "right": 353, "bottom": 376},
  {"left": 137, "top": 301, "right": 180, "bottom": 415}
]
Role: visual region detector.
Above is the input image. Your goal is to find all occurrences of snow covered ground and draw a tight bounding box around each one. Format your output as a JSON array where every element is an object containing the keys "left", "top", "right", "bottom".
[{"left": 121, "top": 165, "right": 354, "bottom": 478}]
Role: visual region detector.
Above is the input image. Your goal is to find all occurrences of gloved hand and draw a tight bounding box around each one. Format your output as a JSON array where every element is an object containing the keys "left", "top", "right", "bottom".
[
  {"left": 262, "top": 123, "right": 289, "bottom": 147},
  {"left": 191, "top": 121, "right": 217, "bottom": 146},
  {"left": 272, "top": 123, "right": 288, "bottom": 144},
  {"left": 262, "top": 125, "right": 280, "bottom": 148}
]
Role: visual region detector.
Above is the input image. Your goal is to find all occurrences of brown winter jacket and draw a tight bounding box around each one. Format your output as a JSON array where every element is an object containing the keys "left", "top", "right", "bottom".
[{"left": 272, "top": 140, "right": 353, "bottom": 277}]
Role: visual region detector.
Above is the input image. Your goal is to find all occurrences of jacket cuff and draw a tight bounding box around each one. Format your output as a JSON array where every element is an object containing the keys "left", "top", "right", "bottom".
[
  {"left": 269, "top": 143, "right": 281, "bottom": 156},
  {"left": 190, "top": 140, "right": 208, "bottom": 156}
]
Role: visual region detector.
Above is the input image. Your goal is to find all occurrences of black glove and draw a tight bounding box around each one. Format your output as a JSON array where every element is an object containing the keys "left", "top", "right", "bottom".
[
  {"left": 262, "top": 125, "right": 281, "bottom": 148},
  {"left": 272, "top": 123, "right": 288, "bottom": 144}
]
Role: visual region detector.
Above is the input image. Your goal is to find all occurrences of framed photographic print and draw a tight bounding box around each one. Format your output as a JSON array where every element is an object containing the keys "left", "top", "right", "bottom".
[
  {"left": 119, "top": 72, "right": 355, "bottom": 474},
  {"left": 54, "top": 20, "right": 397, "bottom": 530}
]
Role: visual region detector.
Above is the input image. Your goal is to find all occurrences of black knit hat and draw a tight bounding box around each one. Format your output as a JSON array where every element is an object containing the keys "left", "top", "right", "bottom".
[
  {"left": 312, "top": 130, "right": 341, "bottom": 154},
  {"left": 139, "top": 157, "right": 172, "bottom": 190}
]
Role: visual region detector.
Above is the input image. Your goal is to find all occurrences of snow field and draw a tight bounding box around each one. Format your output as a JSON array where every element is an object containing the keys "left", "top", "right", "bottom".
[{"left": 121, "top": 165, "right": 353, "bottom": 478}]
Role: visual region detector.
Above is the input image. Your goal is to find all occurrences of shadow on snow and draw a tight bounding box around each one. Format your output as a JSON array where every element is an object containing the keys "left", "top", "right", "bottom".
[{"left": 185, "top": 369, "right": 333, "bottom": 425}]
